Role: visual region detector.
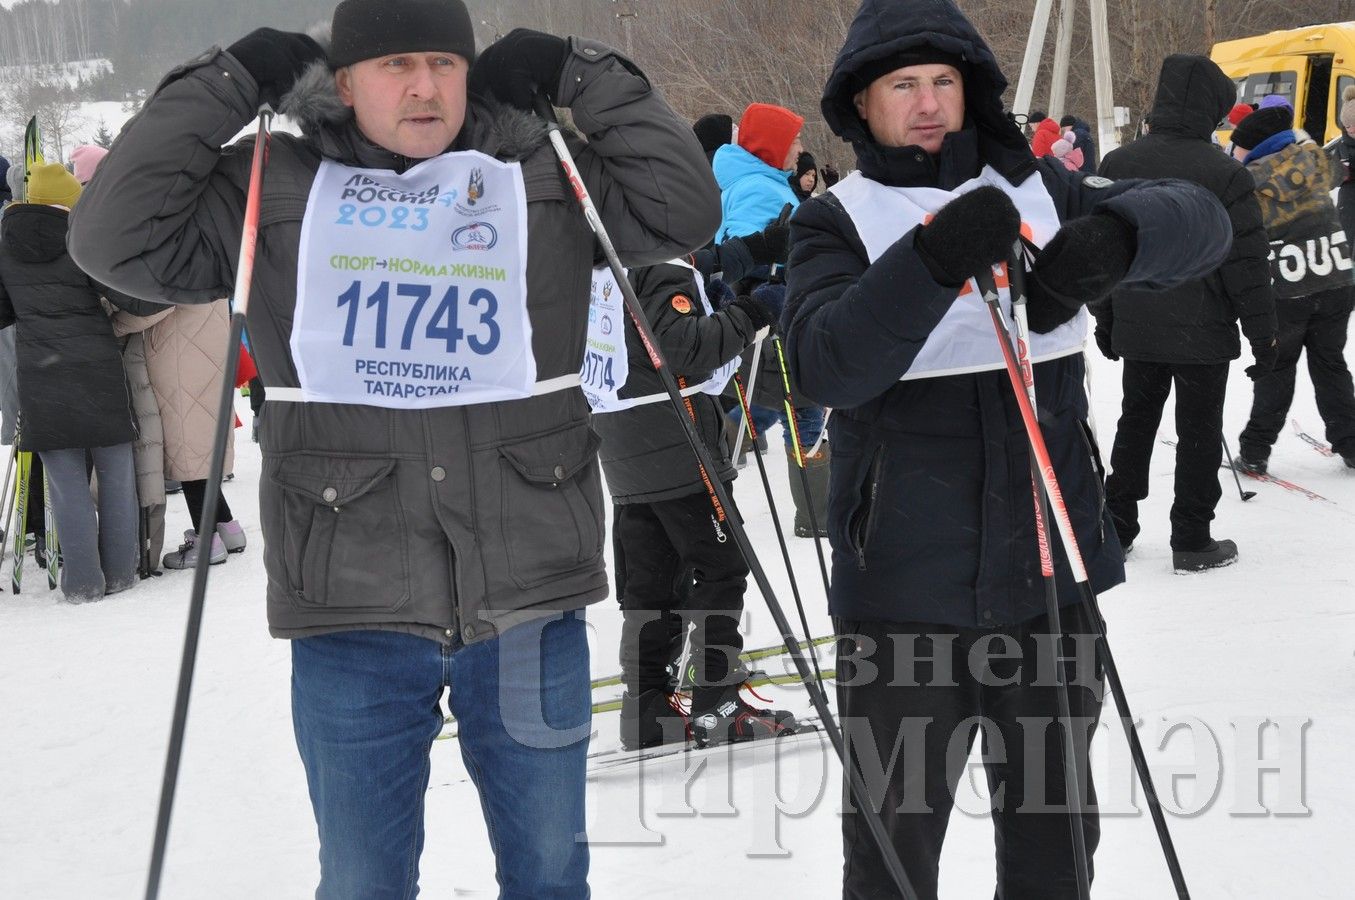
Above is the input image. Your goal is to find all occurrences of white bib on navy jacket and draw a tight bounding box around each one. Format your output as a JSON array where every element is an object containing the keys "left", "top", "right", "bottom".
[{"left": 829, "top": 166, "right": 1085, "bottom": 381}]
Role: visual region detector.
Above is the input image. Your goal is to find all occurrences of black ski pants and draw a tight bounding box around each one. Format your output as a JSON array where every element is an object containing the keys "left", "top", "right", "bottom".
[
  {"left": 1239, "top": 286, "right": 1355, "bottom": 460},
  {"left": 1104, "top": 360, "right": 1228, "bottom": 551},
  {"left": 836, "top": 603, "right": 1104, "bottom": 900},
  {"left": 615, "top": 486, "right": 748, "bottom": 700}
]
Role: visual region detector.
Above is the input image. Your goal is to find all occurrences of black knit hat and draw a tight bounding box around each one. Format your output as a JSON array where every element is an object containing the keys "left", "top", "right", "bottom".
[
  {"left": 330, "top": 0, "right": 477, "bottom": 69},
  {"left": 693, "top": 114, "right": 734, "bottom": 155},
  {"left": 1231, "top": 105, "right": 1292, "bottom": 151}
]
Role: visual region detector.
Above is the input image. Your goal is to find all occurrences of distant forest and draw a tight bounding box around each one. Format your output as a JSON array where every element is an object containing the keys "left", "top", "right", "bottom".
[{"left": 0, "top": 0, "right": 335, "bottom": 93}]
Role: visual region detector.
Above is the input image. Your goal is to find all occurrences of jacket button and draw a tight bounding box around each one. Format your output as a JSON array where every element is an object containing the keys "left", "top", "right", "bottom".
[
  {"left": 553, "top": 464, "right": 567, "bottom": 480},
  {"left": 321, "top": 487, "right": 338, "bottom": 503},
  {"left": 982, "top": 610, "right": 993, "bottom": 621},
  {"left": 431, "top": 466, "right": 447, "bottom": 482},
  {"left": 463, "top": 625, "right": 476, "bottom": 640}
]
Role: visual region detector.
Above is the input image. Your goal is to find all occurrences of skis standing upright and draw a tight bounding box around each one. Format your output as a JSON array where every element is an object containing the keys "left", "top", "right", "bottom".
[
  {"left": 22, "top": 115, "right": 43, "bottom": 203},
  {"left": 43, "top": 470, "right": 59, "bottom": 590},
  {"left": 11, "top": 451, "right": 29, "bottom": 593}
]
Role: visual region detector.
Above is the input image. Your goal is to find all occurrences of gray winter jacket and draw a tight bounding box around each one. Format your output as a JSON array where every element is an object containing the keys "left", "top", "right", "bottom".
[{"left": 68, "top": 40, "right": 721, "bottom": 644}]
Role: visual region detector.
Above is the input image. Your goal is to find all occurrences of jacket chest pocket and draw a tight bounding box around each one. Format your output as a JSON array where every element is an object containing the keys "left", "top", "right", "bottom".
[{"left": 265, "top": 454, "right": 410, "bottom": 611}]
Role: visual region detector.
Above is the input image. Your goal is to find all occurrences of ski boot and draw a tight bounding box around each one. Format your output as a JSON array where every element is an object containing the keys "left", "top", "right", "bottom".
[
  {"left": 162, "top": 529, "right": 227, "bottom": 570},
  {"left": 619, "top": 688, "right": 690, "bottom": 751},
  {"left": 216, "top": 520, "right": 247, "bottom": 554},
  {"left": 1173, "top": 539, "right": 1238, "bottom": 573},
  {"left": 690, "top": 682, "right": 800, "bottom": 749}
]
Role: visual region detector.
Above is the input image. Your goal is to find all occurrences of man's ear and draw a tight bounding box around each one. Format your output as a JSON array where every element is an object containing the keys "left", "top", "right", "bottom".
[
  {"left": 335, "top": 66, "right": 355, "bottom": 108},
  {"left": 853, "top": 89, "right": 868, "bottom": 122}
]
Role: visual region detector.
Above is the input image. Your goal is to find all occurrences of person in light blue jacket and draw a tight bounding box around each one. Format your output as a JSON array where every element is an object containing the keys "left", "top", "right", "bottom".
[{"left": 714, "top": 102, "right": 805, "bottom": 241}]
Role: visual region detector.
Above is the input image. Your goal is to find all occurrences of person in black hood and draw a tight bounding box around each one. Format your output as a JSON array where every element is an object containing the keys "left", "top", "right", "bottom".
[
  {"left": 784, "top": 1, "right": 1233, "bottom": 896},
  {"left": 1059, "top": 114, "right": 1098, "bottom": 172},
  {"left": 791, "top": 150, "right": 819, "bottom": 200},
  {"left": 1094, "top": 54, "right": 1277, "bottom": 572}
]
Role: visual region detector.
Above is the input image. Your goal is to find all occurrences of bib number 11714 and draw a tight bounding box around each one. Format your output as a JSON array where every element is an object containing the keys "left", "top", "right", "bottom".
[{"left": 336, "top": 280, "right": 501, "bottom": 355}]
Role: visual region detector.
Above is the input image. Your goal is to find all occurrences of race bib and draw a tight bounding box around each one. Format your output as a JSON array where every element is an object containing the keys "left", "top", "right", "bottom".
[
  {"left": 581, "top": 265, "right": 629, "bottom": 410},
  {"left": 584, "top": 261, "right": 741, "bottom": 414},
  {"left": 292, "top": 153, "right": 534, "bottom": 408}
]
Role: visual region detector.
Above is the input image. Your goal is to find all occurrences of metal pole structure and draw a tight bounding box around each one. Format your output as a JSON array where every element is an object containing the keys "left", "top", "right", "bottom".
[
  {"left": 535, "top": 96, "right": 921, "bottom": 900},
  {"left": 1049, "top": 0, "right": 1077, "bottom": 119},
  {"left": 1012, "top": 0, "right": 1057, "bottom": 119},
  {"left": 1087, "top": 0, "right": 1119, "bottom": 158},
  {"left": 144, "top": 106, "right": 274, "bottom": 900}
]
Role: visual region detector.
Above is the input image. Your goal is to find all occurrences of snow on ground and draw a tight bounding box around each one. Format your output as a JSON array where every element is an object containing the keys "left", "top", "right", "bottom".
[{"left": 2, "top": 349, "right": 1354, "bottom": 898}]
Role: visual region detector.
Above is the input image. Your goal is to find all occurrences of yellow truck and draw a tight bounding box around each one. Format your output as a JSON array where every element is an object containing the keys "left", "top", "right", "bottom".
[{"left": 1211, "top": 22, "right": 1355, "bottom": 144}]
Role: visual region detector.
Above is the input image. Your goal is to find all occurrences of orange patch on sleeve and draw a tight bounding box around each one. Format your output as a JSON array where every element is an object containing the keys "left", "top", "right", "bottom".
[{"left": 671, "top": 295, "right": 693, "bottom": 314}]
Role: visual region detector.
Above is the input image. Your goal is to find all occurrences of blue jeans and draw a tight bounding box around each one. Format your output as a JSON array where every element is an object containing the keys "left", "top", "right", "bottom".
[
  {"left": 739, "top": 404, "right": 826, "bottom": 451},
  {"left": 291, "top": 612, "right": 592, "bottom": 899}
]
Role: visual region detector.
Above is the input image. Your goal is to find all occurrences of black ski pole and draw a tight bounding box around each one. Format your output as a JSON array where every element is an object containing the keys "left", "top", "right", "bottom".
[
  {"left": 769, "top": 334, "right": 833, "bottom": 597},
  {"left": 731, "top": 371, "right": 828, "bottom": 694},
  {"left": 535, "top": 95, "right": 920, "bottom": 900},
  {"left": 145, "top": 105, "right": 274, "bottom": 900},
  {"left": 985, "top": 252, "right": 1192, "bottom": 899},
  {"left": 1220, "top": 435, "right": 1256, "bottom": 501}
]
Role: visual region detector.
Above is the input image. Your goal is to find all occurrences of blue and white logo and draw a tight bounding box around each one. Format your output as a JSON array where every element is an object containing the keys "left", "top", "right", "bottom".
[{"left": 450, "top": 221, "right": 499, "bottom": 251}]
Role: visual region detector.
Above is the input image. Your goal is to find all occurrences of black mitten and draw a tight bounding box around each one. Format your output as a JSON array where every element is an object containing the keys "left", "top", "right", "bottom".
[
  {"left": 1026, "top": 213, "right": 1136, "bottom": 333},
  {"left": 1246, "top": 338, "right": 1278, "bottom": 380},
  {"left": 227, "top": 28, "right": 326, "bottom": 108},
  {"left": 740, "top": 204, "right": 793, "bottom": 266},
  {"left": 1094, "top": 326, "right": 1119, "bottom": 361},
  {"left": 731, "top": 294, "right": 776, "bottom": 331},
  {"left": 468, "top": 28, "right": 569, "bottom": 112},
  {"left": 912, "top": 186, "right": 1021, "bottom": 287}
]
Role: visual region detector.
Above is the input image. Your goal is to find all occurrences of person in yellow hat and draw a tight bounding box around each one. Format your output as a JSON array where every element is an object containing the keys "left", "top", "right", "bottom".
[{"left": 0, "top": 161, "right": 143, "bottom": 602}]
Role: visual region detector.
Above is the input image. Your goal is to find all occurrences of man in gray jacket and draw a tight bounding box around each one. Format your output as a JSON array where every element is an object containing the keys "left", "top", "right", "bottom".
[{"left": 68, "top": 0, "right": 720, "bottom": 895}]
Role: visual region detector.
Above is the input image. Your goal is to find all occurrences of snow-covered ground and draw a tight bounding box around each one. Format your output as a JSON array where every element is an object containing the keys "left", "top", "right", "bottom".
[{"left": 2, "top": 346, "right": 1353, "bottom": 898}]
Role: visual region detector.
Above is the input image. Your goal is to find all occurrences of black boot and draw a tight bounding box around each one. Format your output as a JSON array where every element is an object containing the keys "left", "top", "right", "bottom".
[
  {"left": 1173, "top": 539, "right": 1238, "bottom": 573},
  {"left": 689, "top": 682, "right": 799, "bottom": 749},
  {"left": 619, "top": 689, "right": 688, "bottom": 751}
]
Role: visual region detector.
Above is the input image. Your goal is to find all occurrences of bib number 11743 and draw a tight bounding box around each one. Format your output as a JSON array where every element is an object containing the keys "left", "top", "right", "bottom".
[{"left": 336, "top": 280, "right": 501, "bottom": 355}]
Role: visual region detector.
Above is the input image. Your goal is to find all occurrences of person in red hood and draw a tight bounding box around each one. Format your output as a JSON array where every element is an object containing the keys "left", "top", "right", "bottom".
[{"left": 1030, "top": 115, "right": 1061, "bottom": 156}]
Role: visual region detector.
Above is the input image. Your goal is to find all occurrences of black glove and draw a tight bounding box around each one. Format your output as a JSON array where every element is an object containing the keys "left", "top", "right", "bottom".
[
  {"left": 820, "top": 165, "right": 840, "bottom": 188},
  {"left": 1094, "top": 326, "right": 1119, "bottom": 361},
  {"left": 468, "top": 28, "right": 569, "bottom": 112},
  {"left": 227, "top": 28, "right": 326, "bottom": 108},
  {"left": 1246, "top": 338, "right": 1278, "bottom": 380},
  {"left": 913, "top": 186, "right": 1021, "bottom": 287},
  {"left": 740, "top": 204, "right": 793, "bottom": 266},
  {"left": 731, "top": 294, "right": 777, "bottom": 331},
  {"left": 1026, "top": 213, "right": 1137, "bottom": 333}
]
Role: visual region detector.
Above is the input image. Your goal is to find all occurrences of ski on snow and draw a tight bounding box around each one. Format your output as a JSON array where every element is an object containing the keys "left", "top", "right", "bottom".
[{"left": 1160, "top": 438, "right": 1331, "bottom": 503}]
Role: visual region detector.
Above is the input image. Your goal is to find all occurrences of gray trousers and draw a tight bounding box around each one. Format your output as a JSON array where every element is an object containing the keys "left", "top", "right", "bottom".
[{"left": 38, "top": 444, "right": 139, "bottom": 603}]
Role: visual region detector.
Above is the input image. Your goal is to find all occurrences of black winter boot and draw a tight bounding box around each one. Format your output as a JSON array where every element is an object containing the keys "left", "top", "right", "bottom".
[
  {"left": 1173, "top": 539, "right": 1238, "bottom": 573},
  {"left": 689, "top": 682, "right": 799, "bottom": 749},
  {"left": 619, "top": 689, "right": 689, "bottom": 751}
]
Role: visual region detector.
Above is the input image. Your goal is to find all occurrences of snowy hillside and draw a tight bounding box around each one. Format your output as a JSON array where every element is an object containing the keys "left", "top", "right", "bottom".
[{"left": 2, "top": 347, "right": 1353, "bottom": 897}]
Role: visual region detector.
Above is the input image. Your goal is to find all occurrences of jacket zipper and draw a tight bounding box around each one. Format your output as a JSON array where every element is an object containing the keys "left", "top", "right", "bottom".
[{"left": 853, "top": 446, "right": 885, "bottom": 571}]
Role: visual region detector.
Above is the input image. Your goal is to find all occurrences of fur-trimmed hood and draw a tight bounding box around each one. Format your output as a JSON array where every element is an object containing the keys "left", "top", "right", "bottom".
[{"left": 278, "top": 59, "right": 551, "bottom": 171}]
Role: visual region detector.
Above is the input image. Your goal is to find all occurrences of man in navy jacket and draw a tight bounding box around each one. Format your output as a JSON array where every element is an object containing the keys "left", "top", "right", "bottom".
[{"left": 784, "top": 0, "right": 1232, "bottom": 896}]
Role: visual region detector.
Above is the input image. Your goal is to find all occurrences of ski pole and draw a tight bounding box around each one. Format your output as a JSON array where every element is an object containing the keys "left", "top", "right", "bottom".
[
  {"left": 982, "top": 251, "right": 1192, "bottom": 899},
  {"left": 1220, "top": 435, "right": 1256, "bottom": 502},
  {"left": 145, "top": 105, "right": 274, "bottom": 900},
  {"left": 987, "top": 267, "right": 1091, "bottom": 899},
  {"left": 534, "top": 95, "right": 921, "bottom": 900},
  {"left": 731, "top": 372, "right": 828, "bottom": 694},
  {"left": 730, "top": 335, "right": 765, "bottom": 462},
  {"left": 0, "top": 441, "right": 17, "bottom": 585},
  {"left": 769, "top": 334, "right": 832, "bottom": 597}
]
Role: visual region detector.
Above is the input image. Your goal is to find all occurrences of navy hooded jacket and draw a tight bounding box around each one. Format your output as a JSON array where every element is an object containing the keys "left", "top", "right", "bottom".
[{"left": 784, "top": 0, "right": 1233, "bottom": 627}]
